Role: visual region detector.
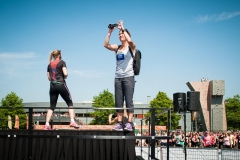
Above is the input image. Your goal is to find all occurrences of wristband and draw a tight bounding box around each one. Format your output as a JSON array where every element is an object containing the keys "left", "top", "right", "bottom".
[{"left": 107, "top": 33, "right": 111, "bottom": 36}]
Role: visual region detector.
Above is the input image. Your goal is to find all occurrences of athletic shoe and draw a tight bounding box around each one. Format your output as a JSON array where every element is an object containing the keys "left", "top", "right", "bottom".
[
  {"left": 124, "top": 122, "right": 133, "bottom": 131},
  {"left": 70, "top": 121, "right": 80, "bottom": 128},
  {"left": 113, "top": 123, "right": 123, "bottom": 131},
  {"left": 44, "top": 125, "right": 51, "bottom": 130}
]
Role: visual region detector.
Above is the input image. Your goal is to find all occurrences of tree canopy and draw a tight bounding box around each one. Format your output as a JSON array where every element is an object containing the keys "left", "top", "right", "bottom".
[
  {"left": 225, "top": 94, "right": 240, "bottom": 131},
  {"left": 0, "top": 92, "right": 27, "bottom": 129},
  {"left": 145, "top": 91, "right": 181, "bottom": 130},
  {"left": 89, "top": 90, "right": 115, "bottom": 125}
]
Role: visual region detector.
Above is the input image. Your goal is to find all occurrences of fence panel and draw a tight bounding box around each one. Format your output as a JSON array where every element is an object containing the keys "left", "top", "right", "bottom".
[
  {"left": 221, "top": 149, "right": 240, "bottom": 160},
  {"left": 187, "top": 148, "right": 219, "bottom": 160},
  {"left": 160, "top": 147, "right": 185, "bottom": 160},
  {"left": 135, "top": 146, "right": 159, "bottom": 160},
  {"left": 156, "top": 147, "right": 220, "bottom": 160}
]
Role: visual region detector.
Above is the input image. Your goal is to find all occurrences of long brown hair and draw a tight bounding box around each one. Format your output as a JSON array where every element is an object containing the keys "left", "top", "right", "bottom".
[
  {"left": 124, "top": 29, "right": 131, "bottom": 37},
  {"left": 49, "top": 50, "right": 61, "bottom": 64},
  {"left": 119, "top": 29, "right": 131, "bottom": 37}
]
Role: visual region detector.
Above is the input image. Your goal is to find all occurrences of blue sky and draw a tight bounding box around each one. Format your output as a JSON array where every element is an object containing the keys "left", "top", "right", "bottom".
[{"left": 0, "top": 0, "right": 239, "bottom": 104}]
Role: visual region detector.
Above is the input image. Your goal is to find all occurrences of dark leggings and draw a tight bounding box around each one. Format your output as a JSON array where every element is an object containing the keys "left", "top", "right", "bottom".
[
  {"left": 219, "top": 142, "right": 223, "bottom": 149},
  {"left": 223, "top": 145, "right": 231, "bottom": 148},
  {"left": 49, "top": 83, "right": 73, "bottom": 111}
]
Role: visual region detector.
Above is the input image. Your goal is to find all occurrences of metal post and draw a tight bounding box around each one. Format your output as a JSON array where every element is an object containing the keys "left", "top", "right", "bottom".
[
  {"left": 191, "top": 111, "right": 193, "bottom": 132},
  {"left": 86, "top": 109, "right": 88, "bottom": 124},
  {"left": 211, "top": 109, "right": 213, "bottom": 132},
  {"left": 151, "top": 108, "right": 155, "bottom": 160},
  {"left": 195, "top": 116, "right": 198, "bottom": 132},
  {"left": 148, "top": 118, "right": 150, "bottom": 160},
  {"left": 167, "top": 110, "right": 170, "bottom": 160},
  {"left": 51, "top": 120, "right": 53, "bottom": 129},
  {"left": 28, "top": 108, "right": 33, "bottom": 160},
  {"left": 170, "top": 109, "right": 171, "bottom": 132},
  {"left": 141, "top": 119, "right": 143, "bottom": 158},
  {"left": 184, "top": 108, "right": 187, "bottom": 160},
  {"left": 59, "top": 108, "right": 60, "bottom": 124}
]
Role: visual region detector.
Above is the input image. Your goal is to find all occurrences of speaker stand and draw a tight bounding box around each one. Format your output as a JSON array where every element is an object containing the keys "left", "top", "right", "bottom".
[{"left": 183, "top": 107, "right": 187, "bottom": 160}]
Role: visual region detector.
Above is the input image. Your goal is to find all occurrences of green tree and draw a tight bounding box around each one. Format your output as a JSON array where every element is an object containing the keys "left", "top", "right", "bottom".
[
  {"left": 225, "top": 94, "right": 240, "bottom": 131},
  {"left": 89, "top": 90, "right": 115, "bottom": 125},
  {"left": 145, "top": 91, "right": 181, "bottom": 130},
  {"left": 0, "top": 92, "right": 27, "bottom": 129}
]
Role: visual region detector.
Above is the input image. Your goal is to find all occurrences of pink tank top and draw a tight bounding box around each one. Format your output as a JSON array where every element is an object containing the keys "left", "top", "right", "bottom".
[{"left": 203, "top": 136, "right": 212, "bottom": 146}]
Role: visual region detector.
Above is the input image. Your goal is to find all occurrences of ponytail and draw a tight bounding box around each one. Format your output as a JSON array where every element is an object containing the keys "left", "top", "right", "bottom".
[
  {"left": 49, "top": 50, "right": 61, "bottom": 64},
  {"left": 49, "top": 51, "right": 54, "bottom": 64}
]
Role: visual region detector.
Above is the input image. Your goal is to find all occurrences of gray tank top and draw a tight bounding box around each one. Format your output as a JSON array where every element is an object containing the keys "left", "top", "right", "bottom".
[{"left": 115, "top": 46, "right": 134, "bottom": 78}]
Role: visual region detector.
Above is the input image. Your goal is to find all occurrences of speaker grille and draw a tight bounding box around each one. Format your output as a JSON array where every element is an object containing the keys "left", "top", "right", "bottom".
[
  {"left": 187, "top": 91, "right": 200, "bottom": 111},
  {"left": 173, "top": 92, "right": 186, "bottom": 112}
]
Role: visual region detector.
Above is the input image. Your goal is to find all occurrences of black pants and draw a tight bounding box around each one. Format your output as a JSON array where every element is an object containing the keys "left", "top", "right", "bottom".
[
  {"left": 49, "top": 83, "right": 73, "bottom": 110},
  {"left": 223, "top": 145, "right": 231, "bottom": 149},
  {"left": 219, "top": 142, "right": 223, "bottom": 149},
  {"left": 115, "top": 76, "right": 135, "bottom": 113}
]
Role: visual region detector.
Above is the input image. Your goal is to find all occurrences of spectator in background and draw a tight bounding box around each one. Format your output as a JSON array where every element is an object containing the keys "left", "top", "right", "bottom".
[
  {"left": 210, "top": 132, "right": 217, "bottom": 148},
  {"left": 161, "top": 131, "right": 168, "bottom": 146},
  {"left": 219, "top": 132, "right": 224, "bottom": 149},
  {"left": 108, "top": 113, "right": 128, "bottom": 125},
  {"left": 174, "top": 130, "right": 183, "bottom": 147},
  {"left": 188, "top": 132, "right": 192, "bottom": 147},
  {"left": 234, "top": 132, "right": 238, "bottom": 149},
  {"left": 169, "top": 131, "right": 175, "bottom": 146},
  {"left": 237, "top": 132, "right": 240, "bottom": 149},
  {"left": 203, "top": 131, "right": 212, "bottom": 148},
  {"left": 191, "top": 132, "right": 200, "bottom": 148},
  {"left": 136, "top": 132, "right": 141, "bottom": 146},
  {"left": 230, "top": 132, "right": 235, "bottom": 148},
  {"left": 223, "top": 132, "right": 231, "bottom": 148}
]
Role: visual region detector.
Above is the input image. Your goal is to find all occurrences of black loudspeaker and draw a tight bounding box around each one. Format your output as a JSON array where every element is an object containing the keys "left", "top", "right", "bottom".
[
  {"left": 187, "top": 91, "right": 200, "bottom": 111},
  {"left": 173, "top": 92, "right": 186, "bottom": 112}
]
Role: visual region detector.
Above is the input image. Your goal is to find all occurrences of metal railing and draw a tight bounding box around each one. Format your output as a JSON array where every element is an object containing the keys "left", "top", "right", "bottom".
[
  {"left": 0, "top": 106, "right": 172, "bottom": 160},
  {"left": 1, "top": 107, "right": 240, "bottom": 160}
]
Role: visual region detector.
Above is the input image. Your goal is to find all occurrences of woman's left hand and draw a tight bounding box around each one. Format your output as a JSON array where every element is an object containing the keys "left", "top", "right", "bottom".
[{"left": 118, "top": 20, "right": 124, "bottom": 30}]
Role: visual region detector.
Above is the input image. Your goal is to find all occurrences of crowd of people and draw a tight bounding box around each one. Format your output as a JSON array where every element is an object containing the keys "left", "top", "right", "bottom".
[
  {"left": 33, "top": 112, "right": 70, "bottom": 117},
  {"left": 135, "top": 130, "right": 240, "bottom": 149}
]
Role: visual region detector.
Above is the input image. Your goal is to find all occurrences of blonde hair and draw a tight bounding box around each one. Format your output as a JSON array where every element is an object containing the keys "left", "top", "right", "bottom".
[{"left": 49, "top": 50, "right": 61, "bottom": 64}]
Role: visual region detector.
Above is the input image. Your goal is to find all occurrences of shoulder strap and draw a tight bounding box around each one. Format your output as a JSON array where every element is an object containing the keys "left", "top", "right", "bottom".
[
  {"left": 128, "top": 46, "right": 134, "bottom": 58},
  {"left": 115, "top": 45, "right": 121, "bottom": 53}
]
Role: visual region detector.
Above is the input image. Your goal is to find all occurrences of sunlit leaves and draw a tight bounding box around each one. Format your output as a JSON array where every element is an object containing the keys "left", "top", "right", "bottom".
[
  {"left": 89, "top": 90, "right": 115, "bottom": 125},
  {"left": 145, "top": 91, "right": 181, "bottom": 130},
  {"left": 0, "top": 92, "right": 27, "bottom": 129},
  {"left": 225, "top": 94, "right": 240, "bottom": 130}
]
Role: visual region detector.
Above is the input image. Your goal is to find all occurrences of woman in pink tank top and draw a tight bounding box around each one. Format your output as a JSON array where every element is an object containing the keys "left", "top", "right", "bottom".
[{"left": 203, "top": 131, "right": 212, "bottom": 147}]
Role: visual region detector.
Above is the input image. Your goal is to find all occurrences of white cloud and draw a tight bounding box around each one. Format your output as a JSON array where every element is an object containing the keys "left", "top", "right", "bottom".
[
  {"left": 0, "top": 52, "right": 36, "bottom": 59},
  {"left": 195, "top": 11, "right": 240, "bottom": 24},
  {"left": 0, "top": 52, "right": 45, "bottom": 75}
]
